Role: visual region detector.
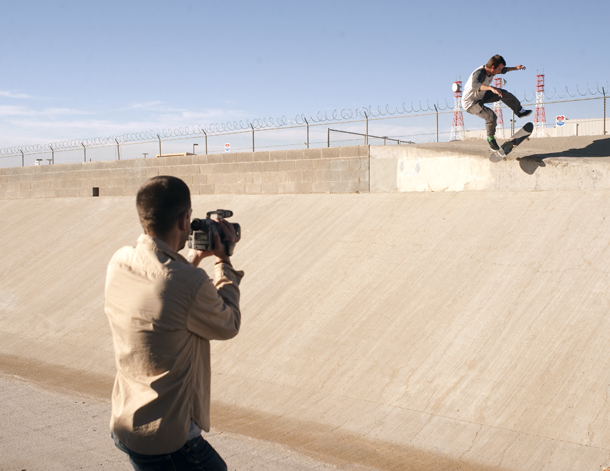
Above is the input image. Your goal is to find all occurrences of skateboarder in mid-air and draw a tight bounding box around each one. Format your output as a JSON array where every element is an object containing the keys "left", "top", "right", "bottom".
[{"left": 462, "top": 54, "right": 532, "bottom": 151}]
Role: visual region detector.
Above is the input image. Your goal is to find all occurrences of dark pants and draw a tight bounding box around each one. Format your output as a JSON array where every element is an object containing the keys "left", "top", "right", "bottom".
[
  {"left": 113, "top": 433, "right": 227, "bottom": 471},
  {"left": 466, "top": 90, "right": 522, "bottom": 137}
]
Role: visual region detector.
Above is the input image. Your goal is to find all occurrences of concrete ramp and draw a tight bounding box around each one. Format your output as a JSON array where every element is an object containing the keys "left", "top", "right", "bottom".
[{"left": 2, "top": 190, "right": 610, "bottom": 470}]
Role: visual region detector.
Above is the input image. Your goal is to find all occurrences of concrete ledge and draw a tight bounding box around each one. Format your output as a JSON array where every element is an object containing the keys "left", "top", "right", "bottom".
[{"left": 371, "top": 136, "right": 610, "bottom": 192}]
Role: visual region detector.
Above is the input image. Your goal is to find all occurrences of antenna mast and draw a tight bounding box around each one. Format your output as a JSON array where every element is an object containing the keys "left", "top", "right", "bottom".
[
  {"left": 493, "top": 77, "right": 505, "bottom": 138},
  {"left": 534, "top": 74, "right": 546, "bottom": 138},
  {"left": 451, "top": 81, "right": 465, "bottom": 141}
]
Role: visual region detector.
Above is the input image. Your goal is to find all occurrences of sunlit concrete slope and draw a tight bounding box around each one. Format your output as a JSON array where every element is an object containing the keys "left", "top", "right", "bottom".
[{"left": 1, "top": 191, "right": 610, "bottom": 470}]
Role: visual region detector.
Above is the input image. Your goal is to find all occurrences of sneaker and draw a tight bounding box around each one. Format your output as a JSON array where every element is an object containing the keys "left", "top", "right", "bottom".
[
  {"left": 516, "top": 108, "right": 532, "bottom": 118},
  {"left": 487, "top": 136, "right": 499, "bottom": 151}
]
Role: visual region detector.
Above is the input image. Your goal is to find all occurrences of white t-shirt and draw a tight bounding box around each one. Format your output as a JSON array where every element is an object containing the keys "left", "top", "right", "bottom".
[{"left": 461, "top": 65, "right": 506, "bottom": 110}]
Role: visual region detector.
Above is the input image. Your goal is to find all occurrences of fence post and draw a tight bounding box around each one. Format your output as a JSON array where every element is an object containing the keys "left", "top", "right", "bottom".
[
  {"left": 157, "top": 134, "right": 162, "bottom": 158},
  {"left": 511, "top": 110, "right": 515, "bottom": 135},
  {"left": 304, "top": 118, "right": 309, "bottom": 148},
  {"left": 115, "top": 139, "right": 120, "bottom": 160},
  {"left": 20, "top": 149, "right": 24, "bottom": 167},
  {"left": 203, "top": 129, "right": 208, "bottom": 154},
  {"left": 327, "top": 128, "right": 330, "bottom": 147},
  {"left": 364, "top": 111, "right": 369, "bottom": 145},
  {"left": 250, "top": 123, "right": 255, "bottom": 152},
  {"left": 50, "top": 145, "right": 54, "bottom": 164},
  {"left": 82, "top": 143, "right": 86, "bottom": 162},
  {"left": 603, "top": 87, "right": 607, "bottom": 135},
  {"left": 434, "top": 104, "right": 439, "bottom": 142}
]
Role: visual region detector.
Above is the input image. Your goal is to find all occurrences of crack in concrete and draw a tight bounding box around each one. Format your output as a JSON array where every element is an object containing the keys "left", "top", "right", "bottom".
[
  {"left": 587, "top": 382, "right": 610, "bottom": 446},
  {"left": 459, "top": 423, "right": 483, "bottom": 461}
]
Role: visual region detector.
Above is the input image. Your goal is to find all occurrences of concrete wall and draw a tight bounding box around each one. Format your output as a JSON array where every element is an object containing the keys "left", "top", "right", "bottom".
[
  {"left": 0, "top": 146, "right": 370, "bottom": 199},
  {"left": 5, "top": 137, "right": 610, "bottom": 199}
]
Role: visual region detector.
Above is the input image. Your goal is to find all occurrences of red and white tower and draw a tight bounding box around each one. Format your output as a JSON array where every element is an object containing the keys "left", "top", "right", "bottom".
[
  {"left": 451, "top": 81, "right": 465, "bottom": 141},
  {"left": 534, "top": 74, "right": 546, "bottom": 138},
  {"left": 493, "top": 77, "right": 505, "bottom": 138}
]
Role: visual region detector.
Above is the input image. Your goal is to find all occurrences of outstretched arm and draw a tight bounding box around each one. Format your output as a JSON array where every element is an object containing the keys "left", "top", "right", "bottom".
[{"left": 504, "top": 65, "right": 526, "bottom": 72}]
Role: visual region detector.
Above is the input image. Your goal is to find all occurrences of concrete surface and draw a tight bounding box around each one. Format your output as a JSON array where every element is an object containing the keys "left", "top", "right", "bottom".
[
  {"left": 2, "top": 185, "right": 610, "bottom": 470},
  {"left": 0, "top": 374, "right": 348, "bottom": 471},
  {"left": 3, "top": 137, "right": 610, "bottom": 470}
]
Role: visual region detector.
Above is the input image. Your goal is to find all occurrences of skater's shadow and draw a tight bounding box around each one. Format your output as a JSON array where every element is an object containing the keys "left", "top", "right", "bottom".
[{"left": 517, "top": 136, "right": 610, "bottom": 175}]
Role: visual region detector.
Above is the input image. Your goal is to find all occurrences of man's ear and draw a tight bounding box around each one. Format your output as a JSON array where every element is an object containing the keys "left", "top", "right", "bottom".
[{"left": 178, "top": 212, "right": 189, "bottom": 231}]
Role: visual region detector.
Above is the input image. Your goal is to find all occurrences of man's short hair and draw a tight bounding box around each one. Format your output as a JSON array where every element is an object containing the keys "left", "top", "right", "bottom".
[
  {"left": 486, "top": 55, "right": 506, "bottom": 69},
  {"left": 136, "top": 176, "right": 191, "bottom": 236}
]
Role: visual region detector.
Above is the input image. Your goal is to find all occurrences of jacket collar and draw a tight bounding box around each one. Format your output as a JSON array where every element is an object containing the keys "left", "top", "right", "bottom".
[{"left": 137, "top": 233, "right": 189, "bottom": 264}]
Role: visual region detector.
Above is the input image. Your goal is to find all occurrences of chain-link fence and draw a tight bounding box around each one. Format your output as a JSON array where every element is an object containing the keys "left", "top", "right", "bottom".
[
  {"left": 1, "top": 87, "right": 607, "bottom": 168},
  {"left": 463, "top": 96, "right": 608, "bottom": 140}
]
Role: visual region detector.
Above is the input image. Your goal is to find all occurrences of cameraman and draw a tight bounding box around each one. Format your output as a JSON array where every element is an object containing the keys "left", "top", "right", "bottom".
[{"left": 105, "top": 175, "right": 242, "bottom": 471}]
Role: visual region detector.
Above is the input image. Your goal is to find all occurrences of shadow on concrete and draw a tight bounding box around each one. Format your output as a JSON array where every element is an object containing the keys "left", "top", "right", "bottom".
[
  {"left": 518, "top": 158, "right": 546, "bottom": 174},
  {"left": 517, "top": 136, "right": 610, "bottom": 175}
]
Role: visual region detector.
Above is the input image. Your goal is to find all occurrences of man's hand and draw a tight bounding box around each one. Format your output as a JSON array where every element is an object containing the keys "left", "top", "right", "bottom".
[
  {"left": 187, "top": 219, "right": 238, "bottom": 266},
  {"left": 213, "top": 219, "right": 238, "bottom": 264},
  {"left": 187, "top": 248, "right": 213, "bottom": 267},
  {"left": 492, "top": 86, "right": 503, "bottom": 98},
  {"left": 515, "top": 65, "right": 526, "bottom": 70}
]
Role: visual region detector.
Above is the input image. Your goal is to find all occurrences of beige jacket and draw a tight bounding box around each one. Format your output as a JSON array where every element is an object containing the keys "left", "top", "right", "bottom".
[{"left": 105, "top": 234, "right": 243, "bottom": 455}]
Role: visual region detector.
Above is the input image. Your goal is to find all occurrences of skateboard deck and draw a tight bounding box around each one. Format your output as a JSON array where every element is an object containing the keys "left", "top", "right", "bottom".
[{"left": 490, "top": 122, "right": 534, "bottom": 162}]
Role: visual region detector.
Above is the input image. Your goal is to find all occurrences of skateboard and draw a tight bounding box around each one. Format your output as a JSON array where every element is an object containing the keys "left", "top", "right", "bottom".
[{"left": 490, "top": 122, "right": 534, "bottom": 162}]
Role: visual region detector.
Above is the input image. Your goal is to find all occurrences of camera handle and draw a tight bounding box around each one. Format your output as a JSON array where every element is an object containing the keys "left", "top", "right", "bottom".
[{"left": 207, "top": 209, "right": 233, "bottom": 219}]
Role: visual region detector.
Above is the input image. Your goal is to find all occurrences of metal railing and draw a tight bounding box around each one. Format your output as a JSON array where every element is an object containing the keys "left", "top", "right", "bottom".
[{"left": 328, "top": 129, "right": 414, "bottom": 146}]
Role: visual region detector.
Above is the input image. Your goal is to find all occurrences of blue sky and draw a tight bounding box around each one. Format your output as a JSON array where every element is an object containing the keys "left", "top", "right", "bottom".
[{"left": 0, "top": 0, "right": 608, "bottom": 150}]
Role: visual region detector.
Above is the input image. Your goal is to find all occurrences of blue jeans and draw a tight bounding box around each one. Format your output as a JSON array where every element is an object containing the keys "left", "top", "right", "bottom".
[{"left": 112, "top": 433, "right": 227, "bottom": 471}]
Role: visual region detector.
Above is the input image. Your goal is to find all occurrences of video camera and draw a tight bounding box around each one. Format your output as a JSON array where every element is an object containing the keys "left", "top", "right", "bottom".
[{"left": 188, "top": 209, "right": 241, "bottom": 256}]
